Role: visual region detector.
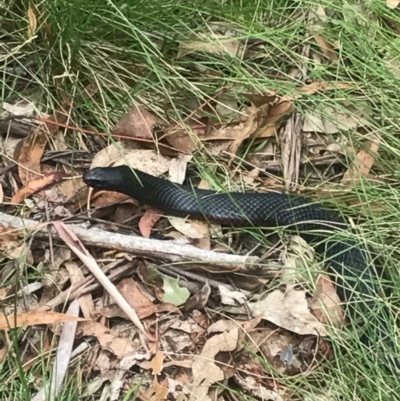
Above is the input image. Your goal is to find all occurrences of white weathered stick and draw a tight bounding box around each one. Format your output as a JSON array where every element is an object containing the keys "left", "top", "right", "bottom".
[{"left": 0, "top": 212, "right": 259, "bottom": 271}]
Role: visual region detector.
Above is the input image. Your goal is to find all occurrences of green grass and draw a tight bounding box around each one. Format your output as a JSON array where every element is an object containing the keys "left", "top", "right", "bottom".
[{"left": 1, "top": 0, "right": 400, "bottom": 400}]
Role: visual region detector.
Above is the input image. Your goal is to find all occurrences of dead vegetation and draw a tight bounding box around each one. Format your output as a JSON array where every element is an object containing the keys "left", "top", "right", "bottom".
[{"left": 1, "top": 1, "right": 400, "bottom": 401}]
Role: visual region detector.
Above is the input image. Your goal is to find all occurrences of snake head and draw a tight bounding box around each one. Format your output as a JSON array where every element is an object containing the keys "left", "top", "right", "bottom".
[{"left": 83, "top": 166, "right": 132, "bottom": 192}]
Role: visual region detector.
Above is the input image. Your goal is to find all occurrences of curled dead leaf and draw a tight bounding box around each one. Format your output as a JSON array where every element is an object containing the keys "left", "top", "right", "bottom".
[
  {"left": 11, "top": 171, "right": 65, "bottom": 204},
  {"left": 342, "top": 137, "right": 380, "bottom": 185},
  {"left": 113, "top": 105, "right": 162, "bottom": 139},
  {"left": 310, "top": 275, "right": 345, "bottom": 328},
  {"left": 248, "top": 289, "right": 328, "bottom": 336}
]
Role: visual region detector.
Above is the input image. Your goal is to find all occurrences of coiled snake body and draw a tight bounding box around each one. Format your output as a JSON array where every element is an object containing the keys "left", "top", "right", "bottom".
[{"left": 83, "top": 165, "right": 397, "bottom": 369}]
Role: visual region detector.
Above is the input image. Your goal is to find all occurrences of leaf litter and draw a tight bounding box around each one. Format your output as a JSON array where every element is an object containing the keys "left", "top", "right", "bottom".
[{"left": 0, "top": 14, "right": 385, "bottom": 401}]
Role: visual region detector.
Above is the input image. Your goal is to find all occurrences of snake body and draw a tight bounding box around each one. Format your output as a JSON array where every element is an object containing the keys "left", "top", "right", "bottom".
[{"left": 83, "top": 165, "right": 397, "bottom": 368}]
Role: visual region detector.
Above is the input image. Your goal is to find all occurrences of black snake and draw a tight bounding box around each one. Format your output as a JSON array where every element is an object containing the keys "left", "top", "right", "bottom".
[{"left": 83, "top": 165, "right": 398, "bottom": 370}]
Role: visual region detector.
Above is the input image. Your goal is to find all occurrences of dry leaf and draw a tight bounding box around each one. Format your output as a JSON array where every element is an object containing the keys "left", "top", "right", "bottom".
[
  {"left": 117, "top": 278, "right": 158, "bottom": 319},
  {"left": 281, "top": 235, "right": 315, "bottom": 285},
  {"left": 310, "top": 275, "right": 345, "bottom": 327},
  {"left": 53, "top": 221, "right": 146, "bottom": 334},
  {"left": 184, "top": 282, "right": 211, "bottom": 312},
  {"left": 0, "top": 226, "right": 33, "bottom": 263},
  {"left": 150, "top": 351, "right": 165, "bottom": 375},
  {"left": 15, "top": 127, "right": 49, "bottom": 185},
  {"left": 88, "top": 191, "right": 132, "bottom": 209},
  {"left": 89, "top": 142, "right": 130, "bottom": 168},
  {"left": 218, "top": 285, "right": 247, "bottom": 306},
  {"left": 313, "top": 35, "right": 337, "bottom": 60},
  {"left": 215, "top": 92, "right": 240, "bottom": 117},
  {"left": 0, "top": 310, "right": 83, "bottom": 330},
  {"left": 178, "top": 32, "right": 245, "bottom": 58},
  {"left": 27, "top": 5, "right": 37, "bottom": 38},
  {"left": 11, "top": 171, "right": 64, "bottom": 204},
  {"left": 113, "top": 105, "right": 162, "bottom": 139},
  {"left": 342, "top": 138, "right": 380, "bottom": 185},
  {"left": 227, "top": 106, "right": 259, "bottom": 155},
  {"left": 78, "top": 321, "right": 140, "bottom": 358},
  {"left": 164, "top": 123, "right": 203, "bottom": 153},
  {"left": 248, "top": 289, "right": 328, "bottom": 336},
  {"left": 295, "top": 81, "right": 354, "bottom": 96},
  {"left": 153, "top": 377, "right": 169, "bottom": 401},
  {"left": 15, "top": 110, "right": 68, "bottom": 186},
  {"left": 235, "top": 376, "right": 284, "bottom": 401},
  {"left": 0, "top": 347, "right": 7, "bottom": 363},
  {"left": 32, "top": 301, "right": 80, "bottom": 401},
  {"left": 189, "top": 328, "right": 238, "bottom": 401},
  {"left": 303, "top": 105, "right": 367, "bottom": 134},
  {"left": 387, "top": 0, "right": 400, "bottom": 9},
  {"left": 64, "top": 262, "right": 94, "bottom": 319},
  {"left": 139, "top": 208, "right": 164, "bottom": 238},
  {"left": 246, "top": 82, "right": 354, "bottom": 102}
]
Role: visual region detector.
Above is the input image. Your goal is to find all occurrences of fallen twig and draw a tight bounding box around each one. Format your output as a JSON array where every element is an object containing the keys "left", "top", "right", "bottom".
[{"left": 0, "top": 212, "right": 259, "bottom": 271}]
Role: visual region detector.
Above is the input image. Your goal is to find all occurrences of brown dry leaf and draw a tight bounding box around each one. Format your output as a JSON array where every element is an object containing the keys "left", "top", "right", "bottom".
[
  {"left": 27, "top": 4, "right": 37, "bottom": 38},
  {"left": 254, "top": 101, "right": 292, "bottom": 139},
  {"left": 137, "top": 262, "right": 164, "bottom": 289},
  {"left": 226, "top": 102, "right": 289, "bottom": 155},
  {"left": 113, "top": 203, "right": 139, "bottom": 225},
  {"left": 178, "top": 32, "right": 245, "bottom": 58},
  {"left": 89, "top": 134, "right": 170, "bottom": 171},
  {"left": 218, "top": 285, "right": 247, "bottom": 306},
  {"left": 303, "top": 105, "right": 367, "bottom": 134},
  {"left": 54, "top": 175, "right": 86, "bottom": 203},
  {"left": 88, "top": 191, "right": 133, "bottom": 209},
  {"left": 184, "top": 282, "right": 211, "bottom": 312},
  {"left": 164, "top": 123, "right": 203, "bottom": 153},
  {"left": 281, "top": 235, "right": 315, "bottom": 285},
  {"left": 54, "top": 221, "right": 146, "bottom": 334},
  {"left": 139, "top": 208, "right": 163, "bottom": 238},
  {"left": 245, "top": 93, "right": 276, "bottom": 108},
  {"left": 245, "top": 82, "right": 354, "bottom": 102},
  {"left": 235, "top": 376, "right": 284, "bottom": 401},
  {"left": 0, "top": 310, "right": 84, "bottom": 330},
  {"left": 387, "top": 0, "right": 400, "bottom": 8},
  {"left": 150, "top": 351, "right": 165, "bottom": 375},
  {"left": 248, "top": 289, "right": 328, "bottom": 336},
  {"left": 143, "top": 377, "right": 169, "bottom": 401},
  {"left": 310, "top": 275, "right": 345, "bottom": 328},
  {"left": 78, "top": 321, "right": 140, "bottom": 358},
  {"left": 89, "top": 142, "right": 131, "bottom": 168},
  {"left": 64, "top": 262, "right": 95, "bottom": 319},
  {"left": 227, "top": 106, "right": 260, "bottom": 155},
  {"left": 215, "top": 92, "right": 240, "bottom": 117},
  {"left": 189, "top": 327, "right": 239, "bottom": 401},
  {"left": 117, "top": 278, "right": 158, "bottom": 319},
  {"left": 294, "top": 81, "right": 354, "bottom": 96},
  {"left": 0, "top": 347, "right": 7, "bottom": 363},
  {"left": 154, "top": 378, "right": 169, "bottom": 401},
  {"left": 269, "top": 101, "right": 293, "bottom": 121},
  {"left": 15, "top": 110, "right": 68, "bottom": 186},
  {"left": 248, "top": 328, "right": 296, "bottom": 363},
  {"left": 0, "top": 226, "right": 33, "bottom": 262},
  {"left": 113, "top": 105, "right": 162, "bottom": 139},
  {"left": 11, "top": 171, "right": 64, "bottom": 204},
  {"left": 15, "top": 126, "right": 49, "bottom": 185},
  {"left": 342, "top": 137, "right": 380, "bottom": 185},
  {"left": 313, "top": 35, "right": 338, "bottom": 60}
]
